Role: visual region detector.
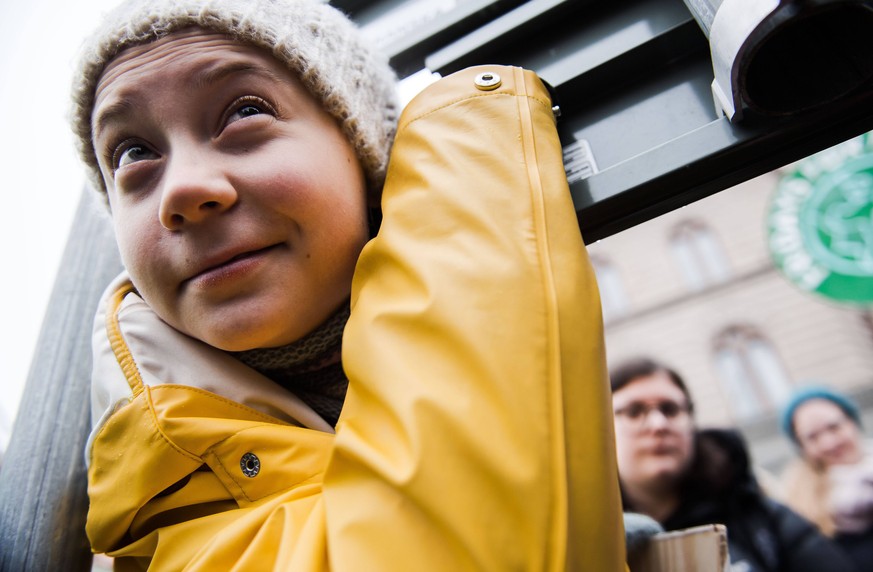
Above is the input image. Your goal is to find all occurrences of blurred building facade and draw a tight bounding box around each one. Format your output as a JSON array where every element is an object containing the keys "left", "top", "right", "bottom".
[{"left": 588, "top": 168, "right": 873, "bottom": 474}]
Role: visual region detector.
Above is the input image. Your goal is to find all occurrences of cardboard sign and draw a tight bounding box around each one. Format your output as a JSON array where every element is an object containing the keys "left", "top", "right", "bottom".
[{"left": 628, "top": 524, "right": 730, "bottom": 572}]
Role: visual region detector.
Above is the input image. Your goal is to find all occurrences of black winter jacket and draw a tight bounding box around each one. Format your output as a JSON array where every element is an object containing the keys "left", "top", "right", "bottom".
[{"left": 625, "top": 429, "right": 857, "bottom": 572}]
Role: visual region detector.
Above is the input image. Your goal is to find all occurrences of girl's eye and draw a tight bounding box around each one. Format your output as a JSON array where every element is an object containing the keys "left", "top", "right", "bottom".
[
  {"left": 114, "top": 143, "right": 158, "bottom": 170},
  {"left": 235, "top": 105, "right": 263, "bottom": 119},
  {"left": 224, "top": 96, "right": 276, "bottom": 127}
]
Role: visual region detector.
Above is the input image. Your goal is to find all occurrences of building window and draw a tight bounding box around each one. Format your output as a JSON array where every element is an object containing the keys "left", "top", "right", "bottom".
[
  {"left": 590, "top": 255, "right": 628, "bottom": 322},
  {"left": 669, "top": 220, "right": 731, "bottom": 290},
  {"left": 713, "top": 326, "right": 793, "bottom": 420}
]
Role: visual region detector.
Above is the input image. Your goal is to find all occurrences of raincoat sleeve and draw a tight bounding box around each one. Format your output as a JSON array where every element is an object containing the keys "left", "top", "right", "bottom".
[
  {"left": 328, "top": 65, "right": 625, "bottom": 571},
  {"left": 87, "top": 65, "right": 625, "bottom": 571}
]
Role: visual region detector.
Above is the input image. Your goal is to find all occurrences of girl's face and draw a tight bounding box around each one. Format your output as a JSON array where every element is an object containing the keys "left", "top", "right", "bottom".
[
  {"left": 92, "top": 30, "right": 370, "bottom": 351},
  {"left": 612, "top": 372, "right": 695, "bottom": 491},
  {"left": 793, "top": 399, "right": 863, "bottom": 467}
]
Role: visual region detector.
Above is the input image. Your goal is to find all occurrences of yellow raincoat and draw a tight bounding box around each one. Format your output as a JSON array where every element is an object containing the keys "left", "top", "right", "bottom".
[{"left": 86, "top": 66, "right": 625, "bottom": 571}]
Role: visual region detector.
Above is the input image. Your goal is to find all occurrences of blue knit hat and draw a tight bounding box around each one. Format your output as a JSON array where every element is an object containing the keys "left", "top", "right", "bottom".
[{"left": 781, "top": 385, "right": 862, "bottom": 444}]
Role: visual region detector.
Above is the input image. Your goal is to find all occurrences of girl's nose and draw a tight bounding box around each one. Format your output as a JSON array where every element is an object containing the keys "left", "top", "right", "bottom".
[
  {"left": 818, "top": 433, "right": 844, "bottom": 456},
  {"left": 158, "top": 154, "right": 238, "bottom": 230},
  {"left": 643, "top": 408, "right": 671, "bottom": 430}
]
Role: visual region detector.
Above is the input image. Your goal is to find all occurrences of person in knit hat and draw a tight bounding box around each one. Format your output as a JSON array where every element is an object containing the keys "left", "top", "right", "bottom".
[
  {"left": 75, "top": 0, "right": 400, "bottom": 428},
  {"left": 73, "top": 0, "right": 627, "bottom": 569},
  {"left": 779, "top": 385, "right": 873, "bottom": 572}
]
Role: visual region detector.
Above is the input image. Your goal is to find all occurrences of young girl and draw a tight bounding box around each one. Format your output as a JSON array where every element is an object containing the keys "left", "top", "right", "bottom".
[
  {"left": 781, "top": 387, "right": 873, "bottom": 571},
  {"left": 71, "top": 0, "right": 625, "bottom": 569}
]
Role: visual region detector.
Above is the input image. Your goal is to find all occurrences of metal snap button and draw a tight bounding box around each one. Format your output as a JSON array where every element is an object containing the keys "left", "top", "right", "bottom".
[
  {"left": 240, "top": 452, "right": 260, "bottom": 478},
  {"left": 474, "top": 72, "right": 501, "bottom": 91}
]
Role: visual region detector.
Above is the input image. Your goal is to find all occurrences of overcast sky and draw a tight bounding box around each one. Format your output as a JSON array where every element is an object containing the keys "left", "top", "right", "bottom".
[{"left": 0, "top": 0, "right": 123, "bottom": 449}]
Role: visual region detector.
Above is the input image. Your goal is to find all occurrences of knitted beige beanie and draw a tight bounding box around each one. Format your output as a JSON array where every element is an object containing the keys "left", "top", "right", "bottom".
[{"left": 70, "top": 0, "right": 399, "bottom": 199}]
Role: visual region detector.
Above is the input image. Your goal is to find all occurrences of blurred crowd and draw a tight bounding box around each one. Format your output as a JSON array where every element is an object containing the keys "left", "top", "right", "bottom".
[{"left": 611, "top": 357, "right": 872, "bottom": 572}]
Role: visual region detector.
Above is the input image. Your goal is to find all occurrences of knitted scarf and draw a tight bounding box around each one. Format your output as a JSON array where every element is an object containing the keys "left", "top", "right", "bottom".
[{"left": 232, "top": 306, "right": 349, "bottom": 427}]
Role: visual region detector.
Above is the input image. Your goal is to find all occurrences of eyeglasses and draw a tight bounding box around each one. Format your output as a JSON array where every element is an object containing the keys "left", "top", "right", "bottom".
[{"left": 613, "top": 401, "right": 691, "bottom": 426}]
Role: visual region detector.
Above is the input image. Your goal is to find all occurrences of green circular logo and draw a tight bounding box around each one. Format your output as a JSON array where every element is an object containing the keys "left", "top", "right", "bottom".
[{"left": 768, "top": 134, "right": 873, "bottom": 305}]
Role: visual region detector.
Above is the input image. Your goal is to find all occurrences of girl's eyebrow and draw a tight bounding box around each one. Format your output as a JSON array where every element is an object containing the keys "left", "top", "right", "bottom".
[
  {"left": 94, "top": 59, "right": 290, "bottom": 140},
  {"left": 93, "top": 98, "right": 136, "bottom": 141},
  {"left": 192, "top": 59, "right": 289, "bottom": 90}
]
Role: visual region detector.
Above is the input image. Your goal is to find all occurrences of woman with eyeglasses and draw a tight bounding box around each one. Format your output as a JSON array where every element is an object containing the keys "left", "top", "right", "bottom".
[
  {"left": 610, "top": 358, "right": 855, "bottom": 572},
  {"left": 780, "top": 386, "right": 873, "bottom": 572}
]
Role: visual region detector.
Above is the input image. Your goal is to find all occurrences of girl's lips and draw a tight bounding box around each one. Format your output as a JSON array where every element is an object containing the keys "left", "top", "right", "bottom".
[
  {"left": 651, "top": 446, "right": 675, "bottom": 455},
  {"left": 649, "top": 441, "right": 680, "bottom": 455},
  {"left": 187, "top": 244, "right": 280, "bottom": 289}
]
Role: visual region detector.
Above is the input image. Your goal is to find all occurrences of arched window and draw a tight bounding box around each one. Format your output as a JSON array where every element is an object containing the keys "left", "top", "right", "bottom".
[
  {"left": 590, "top": 255, "right": 628, "bottom": 322},
  {"left": 669, "top": 220, "right": 731, "bottom": 290},
  {"left": 713, "top": 326, "right": 793, "bottom": 420}
]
